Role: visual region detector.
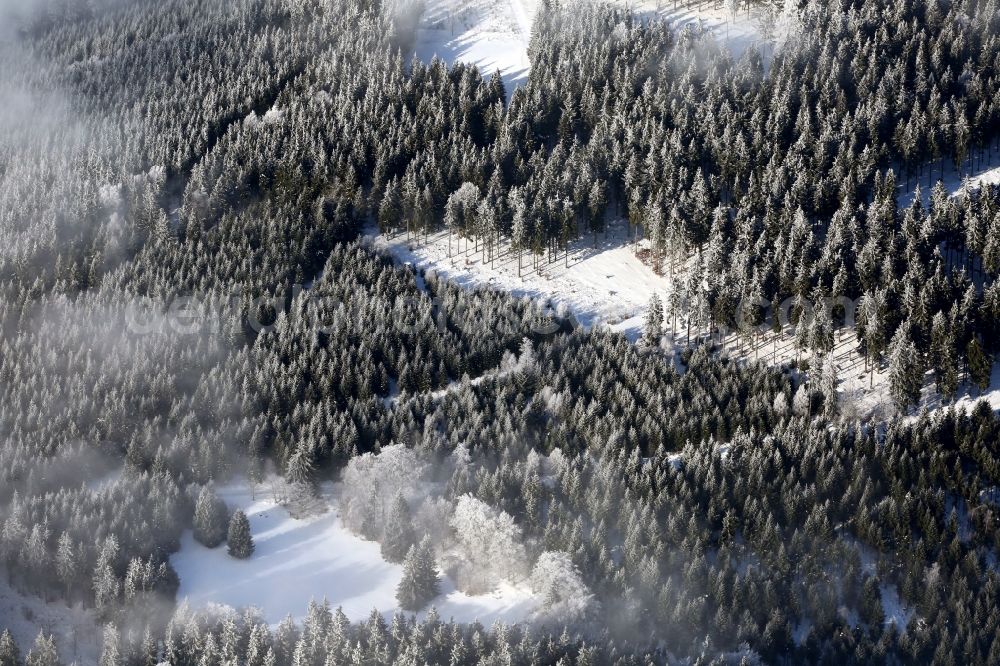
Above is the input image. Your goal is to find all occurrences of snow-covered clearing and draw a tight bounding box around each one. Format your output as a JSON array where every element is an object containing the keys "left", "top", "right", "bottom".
[
  {"left": 412, "top": 0, "right": 787, "bottom": 97},
  {"left": 170, "top": 480, "right": 539, "bottom": 626},
  {"left": 0, "top": 575, "right": 100, "bottom": 665},
  {"left": 633, "top": 0, "right": 787, "bottom": 60},
  {"left": 960, "top": 163, "right": 1000, "bottom": 194},
  {"left": 413, "top": 0, "right": 534, "bottom": 97},
  {"left": 714, "top": 321, "right": 1000, "bottom": 420},
  {"left": 368, "top": 218, "right": 670, "bottom": 336},
  {"left": 371, "top": 214, "right": 1000, "bottom": 419},
  {"left": 950, "top": 360, "right": 1000, "bottom": 413},
  {"left": 897, "top": 149, "right": 1000, "bottom": 205}
]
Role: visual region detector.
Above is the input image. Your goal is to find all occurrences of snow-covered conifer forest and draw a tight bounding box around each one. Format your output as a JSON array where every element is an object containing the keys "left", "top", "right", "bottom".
[{"left": 2, "top": 0, "right": 1000, "bottom": 663}]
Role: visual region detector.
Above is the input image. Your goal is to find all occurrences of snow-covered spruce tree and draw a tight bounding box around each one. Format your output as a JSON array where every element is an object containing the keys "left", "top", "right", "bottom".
[
  {"left": 227, "top": 510, "right": 255, "bottom": 559},
  {"left": 285, "top": 443, "right": 316, "bottom": 488},
  {"left": 792, "top": 384, "right": 811, "bottom": 418},
  {"left": 396, "top": 537, "right": 439, "bottom": 611},
  {"left": 381, "top": 494, "right": 415, "bottom": 563},
  {"left": 888, "top": 326, "right": 924, "bottom": 410},
  {"left": 55, "top": 532, "right": 78, "bottom": 596},
  {"left": 930, "top": 311, "right": 959, "bottom": 400},
  {"left": 99, "top": 625, "right": 122, "bottom": 666},
  {"left": 244, "top": 624, "right": 271, "bottom": 666},
  {"left": 92, "top": 536, "right": 121, "bottom": 614},
  {"left": 137, "top": 627, "right": 157, "bottom": 666},
  {"left": 24, "top": 632, "right": 59, "bottom": 666},
  {"left": 643, "top": 294, "right": 663, "bottom": 346},
  {"left": 194, "top": 486, "right": 229, "bottom": 548},
  {"left": 272, "top": 616, "right": 299, "bottom": 665},
  {"left": 967, "top": 338, "right": 993, "bottom": 393},
  {"left": 0, "top": 630, "right": 20, "bottom": 666}
]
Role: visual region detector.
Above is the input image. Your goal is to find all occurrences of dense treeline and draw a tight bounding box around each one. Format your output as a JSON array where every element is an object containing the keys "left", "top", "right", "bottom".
[{"left": 370, "top": 369, "right": 1000, "bottom": 664}]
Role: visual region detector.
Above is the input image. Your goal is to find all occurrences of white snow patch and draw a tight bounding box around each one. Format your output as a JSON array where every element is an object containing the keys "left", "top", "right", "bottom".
[
  {"left": 170, "top": 480, "right": 540, "bottom": 626},
  {"left": 949, "top": 360, "right": 1000, "bottom": 414},
  {"left": 710, "top": 318, "right": 1000, "bottom": 421},
  {"left": 667, "top": 452, "right": 683, "bottom": 470},
  {"left": 879, "top": 583, "right": 914, "bottom": 630},
  {"left": 413, "top": 0, "right": 533, "bottom": 97},
  {"left": 960, "top": 164, "right": 1000, "bottom": 194},
  {"left": 367, "top": 219, "right": 670, "bottom": 332},
  {"left": 897, "top": 149, "right": 1000, "bottom": 205},
  {"left": 636, "top": 0, "right": 790, "bottom": 62},
  {"left": 412, "top": 0, "right": 790, "bottom": 97}
]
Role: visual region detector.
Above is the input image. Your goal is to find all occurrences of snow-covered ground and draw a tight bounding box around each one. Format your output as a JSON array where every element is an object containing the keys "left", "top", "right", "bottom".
[
  {"left": 372, "top": 215, "right": 1000, "bottom": 418},
  {"left": 412, "top": 0, "right": 784, "bottom": 97},
  {"left": 960, "top": 163, "right": 1000, "bottom": 194},
  {"left": 0, "top": 575, "right": 100, "bottom": 665},
  {"left": 413, "top": 0, "right": 534, "bottom": 97},
  {"left": 712, "top": 326, "right": 896, "bottom": 419},
  {"left": 634, "top": 0, "right": 786, "bottom": 60},
  {"left": 715, "top": 320, "right": 1000, "bottom": 419},
  {"left": 368, "top": 219, "right": 670, "bottom": 336},
  {"left": 171, "top": 480, "right": 539, "bottom": 626},
  {"left": 898, "top": 150, "right": 1000, "bottom": 205}
]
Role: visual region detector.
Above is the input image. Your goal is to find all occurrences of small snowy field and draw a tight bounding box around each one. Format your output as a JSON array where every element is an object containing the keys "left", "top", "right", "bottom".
[
  {"left": 897, "top": 150, "right": 1000, "bottom": 206},
  {"left": 171, "top": 481, "right": 539, "bottom": 626},
  {"left": 411, "top": 0, "right": 789, "bottom": 98},
  {"left": 413, "top": 0, "right": 534, "bottom": 97},
  {"left": 715, "top": 324, "right": 1000, "bottom": 421},
  {"left": 632, "top": 0, "right": 789, "bottom": 59},
  {"left": 367, "top": 218, "right": 671, "bottom": 338},
  {"left": 371, "top": 213, "right": 1000, "bottom": 418}
]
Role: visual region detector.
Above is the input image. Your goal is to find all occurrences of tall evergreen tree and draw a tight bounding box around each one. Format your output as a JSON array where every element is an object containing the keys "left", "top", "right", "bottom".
[
  {"left": 98, "top": 625, "right": 122, "bottom": 666},
  {"left": 644, "top": 294, "right": 664, "bottom": 346},
  {"left": 0, "top": 630, "right": 20, "bottom": 666},
  {"left": 227, "top": 510, "right": 255, "bottom": 559},
  {"left": 381, "top": 494, "right": 415, "bottom": 564},
  {"left": 396, "top": 537, "right": 439, "bottom": 611},
  {"left": 967, "top": 338, "right": 993, "bottom": 393},
  {"left": 194, "top": 486, "right": 229, "bottom": 548},
  {"left": 24, "top": 633, "right": 58, "bottom": 666},
  {"left": 888, "top": 326, "right": 924, "bottom": 410}
]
